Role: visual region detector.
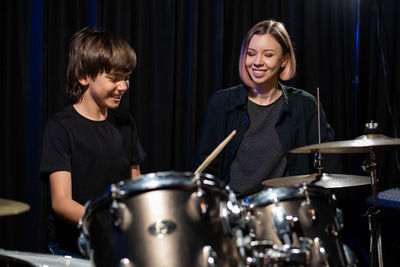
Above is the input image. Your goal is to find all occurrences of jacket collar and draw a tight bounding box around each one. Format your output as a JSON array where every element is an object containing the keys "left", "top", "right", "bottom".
[
  {"left": 232, "top": 82, "right": 292, "bottom": 116},
  {"left": 279, "top": 82, "right": 291, "bottom": 116},
  {"left": 234, "top": 84, "right": 248, "bottom": 109}
]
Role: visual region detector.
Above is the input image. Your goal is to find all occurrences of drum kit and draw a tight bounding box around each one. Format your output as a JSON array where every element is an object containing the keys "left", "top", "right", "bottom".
[
  {"left": 76, "top": 122, "right": 399, "bottom": 267},
  {"left": 1, "top": 123, "right": 400, "bottom": 267}
]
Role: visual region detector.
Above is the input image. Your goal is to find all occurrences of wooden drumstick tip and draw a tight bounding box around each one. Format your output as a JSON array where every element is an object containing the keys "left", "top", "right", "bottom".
[{"left": 194, "top": 130, "right": 237, "bottom": 174}]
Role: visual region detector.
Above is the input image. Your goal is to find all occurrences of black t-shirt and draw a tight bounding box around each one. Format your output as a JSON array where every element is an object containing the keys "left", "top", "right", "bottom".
[
  {"left": 40, "top": 105, "right": 146, "bottom": 254},
  {"left": 230, "top": 97, "right": 286, "bottom": 195}
]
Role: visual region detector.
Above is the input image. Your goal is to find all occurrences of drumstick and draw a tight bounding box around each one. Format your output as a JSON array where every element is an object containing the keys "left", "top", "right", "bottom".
[{"left": 194, "top": 130, "right": 237, "bottom": 174}]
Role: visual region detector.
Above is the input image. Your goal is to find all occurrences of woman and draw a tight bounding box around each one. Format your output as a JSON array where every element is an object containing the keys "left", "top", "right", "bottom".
[{"left": 196, "top": 20, "right": 337, "bottom": 196}]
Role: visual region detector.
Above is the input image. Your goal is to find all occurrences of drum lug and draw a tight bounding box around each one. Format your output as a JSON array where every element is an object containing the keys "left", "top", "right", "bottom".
[
  {"left": 193, "top": 192, "right": 209, "bottom": 219},
  {"left": 300, "top": 189, "right": 319, "bottom": 224},
  {"left": 193, "top": 181, "right": 210, "bottom": 219},
  {"left": 77, "top": 232, "right": 91, "bottom": 259},
  {"left": 201, "top": 246, "right": 218, "bottom": 267},
  {"left": 198, "top": 196, "right": 209, "bottom": 217},
  {"left": 110, "top": 200, "right": 132, "bottom": 231},
  {"left": 287, "top": 215, "right": 303, "bottom": 238},
  {"left": 245, "top": 215, "right": 257, "bottom": 239},
  {"left": 311, "top": 237, "right": 330, "bottom": 266},
  {"left": 120, "top": 257, "right": 135, "bottom": 267},
  {"left": 221, "top": 189, "right": 246, "bottom": 235},
  {"left": 227, "top": 189, "right": 245, "bottom": 225},
  {"left": 325, "top": 223, "right": 339, "bottom": 237},
  {"left": 220, "top": 201, "right": 233, "bottom": 234},
  {"left": 271, "top": 205, "right": 292, "bottom": 245},
  {"left": 308, "top": 207, "right": 318, "bottom": 222},
  {"left": 329, "top": 194, "right": 344, "bottom": 231},
  {"left": 110, "top": 183, "right": 121, "bottom": 199},
  {"left": 302, "top": 201, "right": 319, "bottom": 223},
  {"left": 335, "top": 207, "right": 344, "bottom": 230},
  {"left": 343, "top": 244, "right": 358, "bottom": 266}
]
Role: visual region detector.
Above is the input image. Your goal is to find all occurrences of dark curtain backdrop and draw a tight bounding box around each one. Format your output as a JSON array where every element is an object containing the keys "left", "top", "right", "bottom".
[{"left": 1, "top": 0, "right": 399, "bottom": 263}]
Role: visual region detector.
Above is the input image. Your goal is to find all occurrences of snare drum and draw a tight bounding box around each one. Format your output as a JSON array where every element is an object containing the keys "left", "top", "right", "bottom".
[
  {"left": 242, "top": 184, "right": 348, "bottom": 266},
  {"left": 79, "top": 171, "right": 243, "bottom": 267}
]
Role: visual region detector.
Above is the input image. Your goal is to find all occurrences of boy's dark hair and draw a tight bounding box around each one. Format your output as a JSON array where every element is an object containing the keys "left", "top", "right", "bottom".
[{"left": 66, "top": 27, "right": 137, "bottom": 102}]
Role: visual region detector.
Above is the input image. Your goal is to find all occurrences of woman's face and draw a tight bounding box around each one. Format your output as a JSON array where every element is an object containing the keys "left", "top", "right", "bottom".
[{"left": 245, "top": 33, "right": 287, "bottom": 87}]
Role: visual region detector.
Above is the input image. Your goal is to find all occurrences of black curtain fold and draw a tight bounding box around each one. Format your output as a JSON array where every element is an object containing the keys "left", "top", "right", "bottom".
[
  {"left": 0, "top": 0, "right": 32, "bottom": 251},
  {"left": 359, "top": 0, "right": 400, "bottom": 190}
]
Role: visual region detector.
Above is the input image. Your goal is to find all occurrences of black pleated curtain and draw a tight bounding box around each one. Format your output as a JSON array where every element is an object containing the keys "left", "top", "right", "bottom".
[
  {"left": 1, "top": 0, "right": 399, "bottom": 263},
  {"left": 1, "top": 0, "right": 35, "bottom": 253}
]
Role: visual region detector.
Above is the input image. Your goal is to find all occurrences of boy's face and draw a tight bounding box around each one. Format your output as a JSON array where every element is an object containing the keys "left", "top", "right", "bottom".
[{"left": 79, "top": 72, "right": 130, "bottom": 110}]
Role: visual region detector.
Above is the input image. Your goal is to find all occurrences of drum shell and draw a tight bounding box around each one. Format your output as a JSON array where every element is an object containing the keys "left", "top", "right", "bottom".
[
  {"left": 83, "top": 172, "right": 241, "bottom": 267},
  {"left": 243, "top": 185, "right": 347, "bottom": 266}
]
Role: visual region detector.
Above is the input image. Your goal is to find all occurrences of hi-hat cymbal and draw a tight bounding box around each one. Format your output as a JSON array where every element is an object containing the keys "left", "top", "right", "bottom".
[
  {"left": 0, "top": 198, "right": 30, "bottom": 216},
  {"left": 262, "top": 173, "right": 371, "bottom": 189},
  {"left": 290, "top": 134, "right": 400, "bottom": 154}
]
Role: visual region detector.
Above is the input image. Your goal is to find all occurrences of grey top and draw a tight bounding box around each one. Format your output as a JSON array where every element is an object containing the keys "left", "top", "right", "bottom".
[{"left": 229, "top": 96, "right": 286, "bottom": 195}]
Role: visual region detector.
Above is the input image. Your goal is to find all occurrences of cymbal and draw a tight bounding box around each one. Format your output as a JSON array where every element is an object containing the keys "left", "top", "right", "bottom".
[
  {"left": 262, "top": 173, "right": 371, "bottom": 189},
  {"left": 0, "top": 198, "right": 30, "bottom": 216},
  {"left": 290, "top": 134, "right": 400, "bottom": 154}
]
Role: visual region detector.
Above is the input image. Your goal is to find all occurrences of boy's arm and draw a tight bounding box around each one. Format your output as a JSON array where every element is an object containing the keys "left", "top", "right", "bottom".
[
  {"left": 130, "top": 165, "right": 141, "bottom": 179},
  {"left": 49, "top": 171, "right": 85, "bottom": 225}
]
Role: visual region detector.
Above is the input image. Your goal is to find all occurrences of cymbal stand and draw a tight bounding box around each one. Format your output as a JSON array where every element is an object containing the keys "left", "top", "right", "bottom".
[
  {"left": 314, "top": 87, "right": 324, "bottom": 176},
  {"left": 313, "top": 153, "right": 323, "bottom": 175},
  {"left": 362, "top": 148, "right": 384, "bottom": 267}
]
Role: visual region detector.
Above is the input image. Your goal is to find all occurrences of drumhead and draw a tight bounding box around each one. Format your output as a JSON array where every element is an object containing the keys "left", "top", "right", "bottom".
[
  {"left": 242, "top": 184, "right": 329, "bottom": 208},
  {"left": 85, "top": 171, "right": 226, "bottom": 209},
  {"left": 81, "top": 171, "right": 228, "bottom": 235},
  {"left": 118, "top": 171, "right": 227, "bottom": 197},
  {"left": 0, "top": 249, "right": 92, "bottom": 267}
]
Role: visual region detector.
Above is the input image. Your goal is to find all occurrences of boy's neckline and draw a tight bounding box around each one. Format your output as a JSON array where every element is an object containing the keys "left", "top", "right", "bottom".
[{"left": 72, "top": 103, "right": 108, "bottom": 122}]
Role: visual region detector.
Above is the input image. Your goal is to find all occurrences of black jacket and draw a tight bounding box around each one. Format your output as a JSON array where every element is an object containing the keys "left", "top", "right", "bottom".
[{"left": 196, "top": 83, "right": 341, "bottom": 185}]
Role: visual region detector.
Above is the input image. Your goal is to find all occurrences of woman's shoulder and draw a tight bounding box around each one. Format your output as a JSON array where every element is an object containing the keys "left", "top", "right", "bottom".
[
  {"left": 282, "top": 84, "right": 317, "bottom": 104},
  {"left": 214, "top": 84, "right": 247, "bottom": 97},
  {"left": 209, "top": 84, "right": 247, "bottom": 107}
]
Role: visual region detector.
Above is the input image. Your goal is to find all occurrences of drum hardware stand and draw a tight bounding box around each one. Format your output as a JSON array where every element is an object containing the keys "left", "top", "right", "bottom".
[
  {"left": 361, "top": 121, "right": 384, "bottom": 267},
  {"left": 362, "top": 154, "right": 384, "bottom": 267},
  {"left": 314, "top": 87, "right": 324, "bottom": 178},
  {"left": 314, "top": 87, "right": 347, "bottom": 266},
  {"left": 314, "top": 154, "right": 324, "bottom": 174}
]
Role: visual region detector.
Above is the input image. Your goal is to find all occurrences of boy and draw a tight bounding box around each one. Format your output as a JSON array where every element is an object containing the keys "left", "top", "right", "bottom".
[{"left": 40, "top": 27, "right": 146, "bottom": 257}]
